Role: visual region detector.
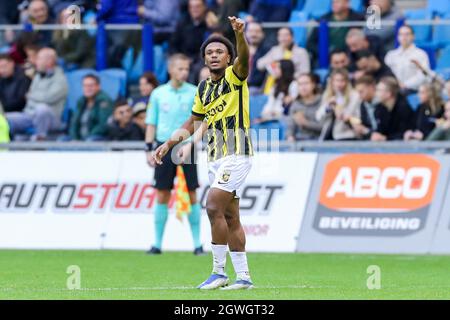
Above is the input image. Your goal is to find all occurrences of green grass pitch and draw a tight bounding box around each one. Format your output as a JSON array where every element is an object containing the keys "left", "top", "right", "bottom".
[{"left": 1, "top": 250, "right": 450, "bottom": 299}]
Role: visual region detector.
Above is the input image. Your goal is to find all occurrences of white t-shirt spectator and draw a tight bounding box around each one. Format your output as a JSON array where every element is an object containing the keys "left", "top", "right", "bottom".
[{"left": 385, "top": 44, "right": 430, "bottom": 91}]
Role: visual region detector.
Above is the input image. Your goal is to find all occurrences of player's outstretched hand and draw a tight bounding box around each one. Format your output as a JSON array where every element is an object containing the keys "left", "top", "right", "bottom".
[
  {"left": 153, "top": 143, "right": 170, "bottom": 165},
  {"left": 228, "top": 16, "right": 245, "bottom": 33}
]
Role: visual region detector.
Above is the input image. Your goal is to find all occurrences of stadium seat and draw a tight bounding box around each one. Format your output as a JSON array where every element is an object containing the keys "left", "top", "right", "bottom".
[
  {"left": 404, "top": 9, "right": 433, "bottom": 46},
  {"left": 121, "top": 47, "right": 135, "bottom": 76},
  {"left": 418, "top": 45, "right": 437, "bottom": 70},
  {"left": 302, "top": 0, "right": 331, "bottom": 20},
  {"left": 407, "top": 93, "right": 420, "bottom": 111},
  {"left": 294, "top": 0, "right": 305, "bottom": 11},
  {"left": 428, "top": 0, "right": 450, "bottom": 17},
  {"left": 289, "top": 10, "right": 308, "bottom": 47},
  {"left": 252, "top": 120, "right": 286, "bottom": 142},
  {"left": 313, "top": 68, "right": 329, "bottom": 85},
  {"left": 238, "top": 11, "right": 250, "bottom": 21},
  {"left": 436, "top": 45, "right": 450, "bottom": 69},
  {"left": 432, "top": 13, "right": 450, "bottom": 48},
  {"left": 99, "top": 68, "right": 127, "bottom": 100},
  {"left": 153, "top": 45, "right": 168, "bottom": 83},
  {"left": 350, "top": 0, "right": 364, "bottom": 13},
  {"left": 249, "top": 94, "right": 268, "bottom": 121}
]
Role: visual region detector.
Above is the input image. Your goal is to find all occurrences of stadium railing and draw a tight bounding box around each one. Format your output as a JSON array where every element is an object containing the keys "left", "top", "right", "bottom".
[{"left": 1, "top": 141, "right": 450, "bottom": 154}]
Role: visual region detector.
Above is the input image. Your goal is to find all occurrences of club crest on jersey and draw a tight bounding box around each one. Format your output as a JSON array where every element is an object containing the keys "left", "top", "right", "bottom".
[
  {"left": 221, "top": 170, "right": 231, "bottom": 183},
  {"left": 218, "top": 83, "right": 223, "bottom": 95}
]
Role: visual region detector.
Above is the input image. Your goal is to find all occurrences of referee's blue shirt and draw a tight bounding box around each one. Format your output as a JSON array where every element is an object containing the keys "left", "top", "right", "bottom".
[{"left": 145, "top": 81, "right": 197, "bottom": 142}]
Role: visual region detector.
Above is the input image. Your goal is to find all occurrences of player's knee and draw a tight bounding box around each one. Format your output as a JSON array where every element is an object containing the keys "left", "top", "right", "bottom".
[{"left": 206, "top": 205, "right": 224, "bottom": 222}]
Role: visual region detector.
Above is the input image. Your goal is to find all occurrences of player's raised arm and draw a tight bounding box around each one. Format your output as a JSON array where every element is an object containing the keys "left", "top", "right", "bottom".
[{"left": 229, "top": 16, "right": 249, "bottom": 80}]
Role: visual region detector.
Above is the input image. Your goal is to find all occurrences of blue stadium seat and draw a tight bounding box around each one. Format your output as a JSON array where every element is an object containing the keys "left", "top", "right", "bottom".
[
  {"left": 350, "top": 0, "right": 363, "bottom": 13},
  {"left": 407, "top": 93, "right": 420, "bottom": 111},
  {"left": 121, "top": 47, "right": 135, "bottom": 76},
  {"left": 99, "top": 68, "right": 127, "bottom": 100},
  {"left": 289, "top": 10, "right": 308, "bottom": 47},
  {"left": 404, "top": 9, "right": 433, "bottom": 46},
  {"left": 153, "top": 45, "right": 168, "bottom": 83},
  {"left": 313, "top": 68, "right": 329, "bottom": 85},
  {"left": 436, "top": 45, "right": 450, "bottom": 69},
  {"left": 65, "top": 68, "right": 97, "bottom": 111},
  {"left": 428, "top": 0, "right": 450, "bottom": 17},
  {"left": 295, "top": 0, "right": 305, "bottom": 11},
  {"left": 238, "top": 11, "right": 250, "bottom": 20},
  {"left": 302, "top": 0, "right": 331, "bottom": 20},
  {"left": 432, "top": 13, "right": 450, "bottom": 48},
  {"left": 418, "top": 45, "right": 437, "bottom": 70},
  {"left": 252, "top": 121, "right": 286, "bottom": 141},
  {"left": 249, "top": 94, "right": 268, "bottom": 121}
]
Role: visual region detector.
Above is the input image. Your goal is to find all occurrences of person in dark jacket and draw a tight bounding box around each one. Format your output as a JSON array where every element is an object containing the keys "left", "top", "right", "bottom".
[
  {"left": 245, "top": 21, "right": 270, "bottom": 94},
  {"left": 97, "top": 0, "right": 140, "bottom": 68},
  {"left": 97, "top": 0, "right": 139, "bottom": 24},
  {"left": 354, "top": 50, "right": 395, "bottom": 83},
  {"left": 69, "top": 74, "right": 113, "bottom": 141},
  {"left": 404, "top": 83, "right": 444, "bottom": 141},
  {"left": 138, "top": 0, "right": 180, "bottom": 44},
  {"left": 0, "top": 54, "right": 31, "bottom": 113},
  {"left": 371, "top": 76, "right": 416, "bottom": 141},
  {"left": 352, "top": 75, "right": 388, "bottom": 140},
  {"left": 169, "top": 0, "right": 212, "bottom": 75},
  {"left": 107, "top": 99, "right": 144, "bottom": 141},
  {"left": 307, "top": 0, "right": 365, "bottom": 68},
  {"left": 346, "top": 28, "right": 385, "bottom": 72}
]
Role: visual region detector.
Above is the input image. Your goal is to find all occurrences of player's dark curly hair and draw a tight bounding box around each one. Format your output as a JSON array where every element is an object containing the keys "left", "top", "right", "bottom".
[{"left": 200, "top": 35, "right": 236, "bottom": 65}]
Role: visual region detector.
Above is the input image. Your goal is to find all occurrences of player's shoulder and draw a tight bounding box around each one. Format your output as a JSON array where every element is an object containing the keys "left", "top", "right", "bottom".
[{"left": 225, "top": 65, "right": 247, "bottom": 84}]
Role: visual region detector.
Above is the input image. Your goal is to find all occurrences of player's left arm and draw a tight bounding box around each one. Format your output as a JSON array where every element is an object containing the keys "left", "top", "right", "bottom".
[{"left": 229, "top": 16, "right": 249, "bottom": 80}]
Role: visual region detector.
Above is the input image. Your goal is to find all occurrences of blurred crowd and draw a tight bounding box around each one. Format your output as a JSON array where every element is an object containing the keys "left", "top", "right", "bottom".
[{"left": 1, "top": 0, "right": 450, "bottom": 143}]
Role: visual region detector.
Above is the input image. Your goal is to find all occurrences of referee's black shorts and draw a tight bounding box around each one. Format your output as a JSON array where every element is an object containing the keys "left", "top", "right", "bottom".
[{"left": 153, "top": 141, "right": 199, "bottom": 191}]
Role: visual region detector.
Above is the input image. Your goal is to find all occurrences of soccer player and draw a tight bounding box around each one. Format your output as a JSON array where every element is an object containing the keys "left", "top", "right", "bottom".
[
  {"left": 145, "top": 53, "right": 204, "bottom": 256},
  {"left": 154, "top": 17, "right": 254, "bottom": 290}
]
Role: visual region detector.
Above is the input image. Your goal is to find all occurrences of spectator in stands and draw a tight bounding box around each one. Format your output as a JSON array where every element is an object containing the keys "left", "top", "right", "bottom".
[
  {"left": 352, "top": 75, "right": 386, "bottom": 140},
  {"left": 169, "top": 0, "right": 212, "bottom": 79},
  {"left": 404, "top": 83, "right": 444, "bottom": 141},
  {"left": 23, "top": 43, "right": 40, "bottom": 79},
  {"left": 345, "top": 28, "right": 385, "bottom": 71},
  {"left": 97, "top": 0, "right": 140, "bottom": 68},
  {"left": 0, "top": 0, "right": 19, "bottom": 24},
  {"left": 371, "top": 76, "right": 415, "bottom": 141},
  {"left": 206, "top": 0, "right": 244, "bottom": 43},
  {"left": 307, "top": 0, "right": 365, "bottom": 68},
  {"left": 107, "top": 99, "right": 145, "bottom": 141},
  {"left": 52, "top": 8, "right": 96, "bottom": 70},
  {"left": 316, "top": 68, "right": 361, "bottom": 140},
  {"left": 132, "top": 102, "right": 147, "bottom": 133},
  {"left": 197, "top": 66, "right": 210, "bottom": 83},
  {"left": 23, "top": 0, "right": 54, "bottom": 47},
  {"left": 385, "top": 25, "right": 430, "bottom": 95},
  {"left": 427, "top": 101, "right": 450, "bottom": 141},
  {"left": 287, "top": 73, "right": 323, "bottom": 141},
  {"left": 0, "top": 54, "right": 31, "bottom": 113},
  {"left": 132, "top": 72, "right": 159, "bottom": 108},
  {"left": 6, "top": 48, "right": 68, "bottom": 140},
  {"left": 69, "top": 74, "right": 113, "bottom": 141},
  {"left": 325, "top": 48, "right": 352, "bottom": 84},
  {"left": 245, "top": 21, "right": 269, "bottom": 94},
  {"left": 354, "top": 50, "right": 395, "bottom": 82},
  {"left": 247, "top": 0, "right": 292, "bottom": 45},
  {"left": 97, "top": 0, "right": 139, "bottom": 23},
  {"left": 257, "top": 27, "right": 310, "bottom": 94},
  {"left": 330, "top": 49, "right": 350, "bottom": 71},
  {"left": 256, "top": 59, "right": 298, "bottom": 123},
  {"left": 365, "top": 0, "right": 403, "bottom": 50},
  {"left": 138, "top": 0, "right": 180, "bottom": 44}
]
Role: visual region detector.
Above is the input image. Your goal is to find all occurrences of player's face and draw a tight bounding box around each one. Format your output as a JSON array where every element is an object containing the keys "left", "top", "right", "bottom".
[
  {"left": 204, "top": 42, "right": 230, "bottom": 72},
  {"left": 169, "top": 59, "right": 190, "bottom": 83}
]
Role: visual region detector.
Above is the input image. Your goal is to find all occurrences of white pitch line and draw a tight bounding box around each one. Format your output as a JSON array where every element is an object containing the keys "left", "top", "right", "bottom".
[{"left": 0, "top": 285, "right": 326, "bottom": 293}]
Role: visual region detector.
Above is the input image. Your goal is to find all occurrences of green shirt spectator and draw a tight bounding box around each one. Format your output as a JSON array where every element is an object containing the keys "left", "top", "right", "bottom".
[{"left": 69, "top": 74, "right": 113, "bottom": 141}]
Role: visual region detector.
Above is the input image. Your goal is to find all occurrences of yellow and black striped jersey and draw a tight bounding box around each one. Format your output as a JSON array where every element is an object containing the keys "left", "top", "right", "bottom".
[{"left": 192, "top": 66, "right": 253, "bottom": 162}]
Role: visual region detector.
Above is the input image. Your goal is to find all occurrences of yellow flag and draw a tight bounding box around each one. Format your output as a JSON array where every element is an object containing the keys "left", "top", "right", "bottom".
[
  {"left": 0, "top": 114, "right": 10, "bottom": 143},
  {"left": 175, "top": 166, "right": 191, "bottom": 222}
]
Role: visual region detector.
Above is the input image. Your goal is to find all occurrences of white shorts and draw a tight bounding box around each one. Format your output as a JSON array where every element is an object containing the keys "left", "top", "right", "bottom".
[{"left": 208, "top": 155, "right": 252, "bottom": 196}]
